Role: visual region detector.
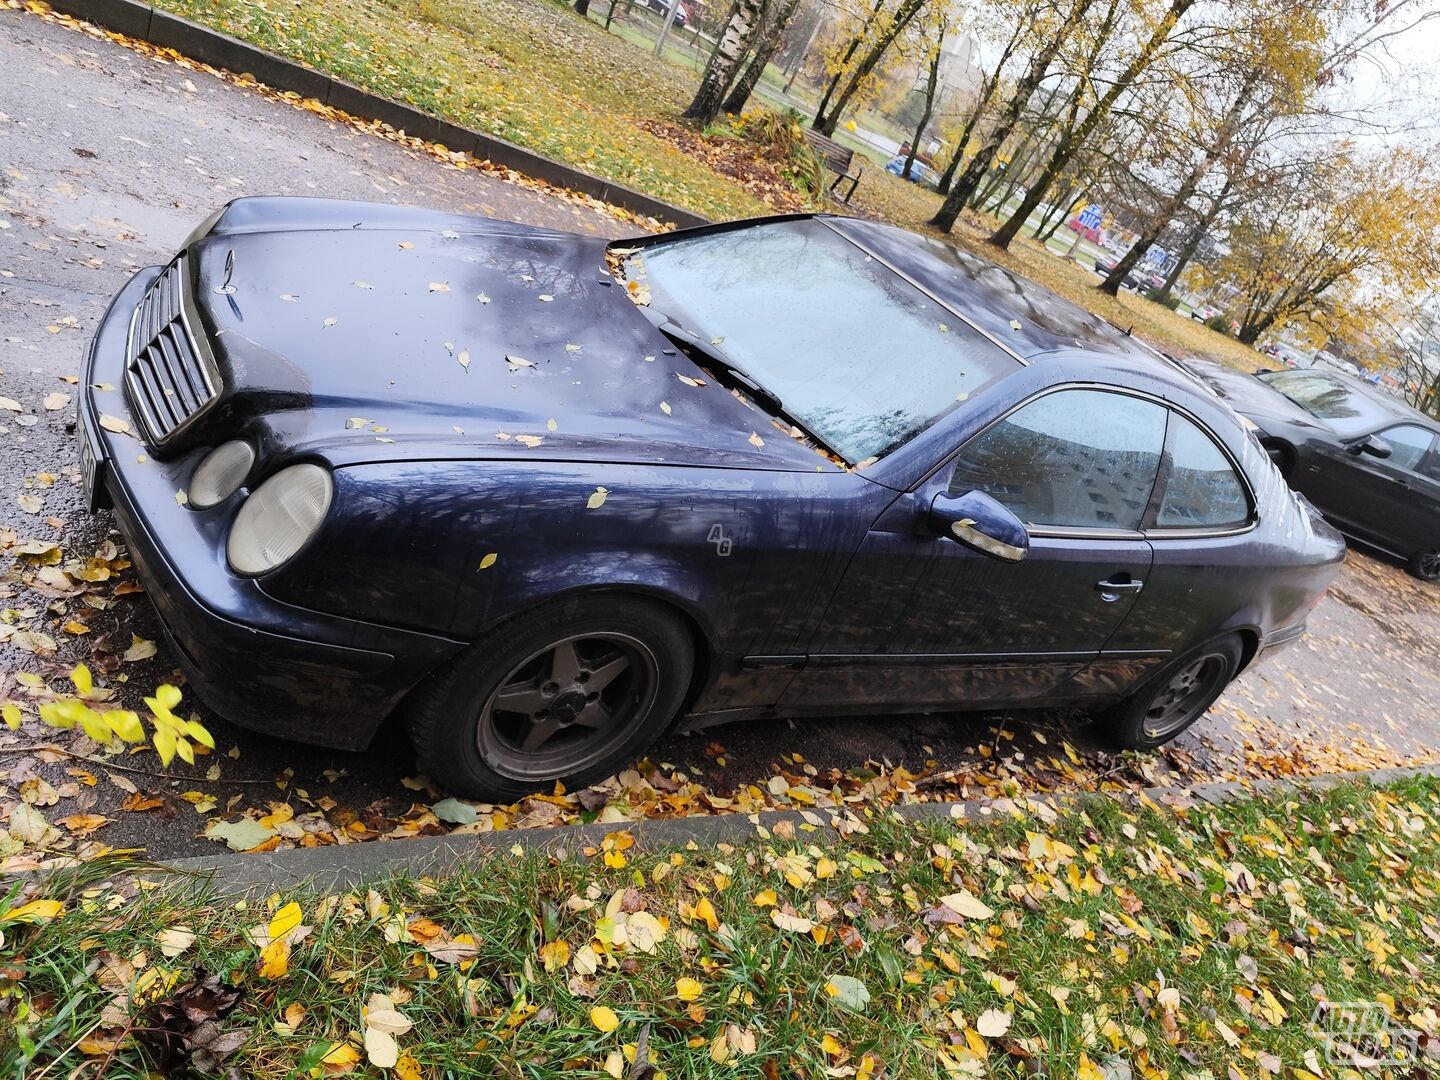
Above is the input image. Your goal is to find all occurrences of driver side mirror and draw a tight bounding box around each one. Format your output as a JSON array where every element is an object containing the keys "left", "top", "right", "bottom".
[
  {"left": 929, "top": 490, "right": 1029, "bottom": 562},
  {"left": 1348, "top": 434, "right": 1393, "bottom": 459}
]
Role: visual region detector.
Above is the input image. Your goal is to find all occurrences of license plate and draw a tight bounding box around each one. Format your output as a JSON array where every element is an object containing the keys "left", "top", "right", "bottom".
[{"left": 79, "top": 413, "right": 106, "bottom": 513}]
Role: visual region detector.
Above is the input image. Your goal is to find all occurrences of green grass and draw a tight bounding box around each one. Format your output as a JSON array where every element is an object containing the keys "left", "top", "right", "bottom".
[
  {"left": 149, "top": 0, "right": 775, "bottom": 221},
  {"left": 7, "top": 776, "right": 1440, "bottom": 1077}
]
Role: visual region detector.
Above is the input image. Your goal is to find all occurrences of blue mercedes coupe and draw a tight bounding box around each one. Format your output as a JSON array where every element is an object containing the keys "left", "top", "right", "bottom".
[{"left": 80, "top": 200, "right": 1344, "bottom": 799}]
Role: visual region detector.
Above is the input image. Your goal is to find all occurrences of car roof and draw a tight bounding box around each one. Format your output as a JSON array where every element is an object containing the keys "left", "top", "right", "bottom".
[{"left": 820, "top": 216, "right": 1157, "bottom": 363}]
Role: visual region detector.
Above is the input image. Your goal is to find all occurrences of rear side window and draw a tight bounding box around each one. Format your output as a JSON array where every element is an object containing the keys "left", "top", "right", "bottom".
[
  {"left": 949, "top": 389, "right": 1166, "bottom": 530},
  {"left": 1155, "top": 414, "right": 1251, "bottom": 529}
]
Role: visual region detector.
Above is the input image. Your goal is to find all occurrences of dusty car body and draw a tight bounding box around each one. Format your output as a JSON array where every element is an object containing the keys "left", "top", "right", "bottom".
[
  {"left": 1182, "top": 359, "right": 1440, "bottom": 579},
  {"left": 81, "top": 200, "right": 1345, "bottom": 798}
]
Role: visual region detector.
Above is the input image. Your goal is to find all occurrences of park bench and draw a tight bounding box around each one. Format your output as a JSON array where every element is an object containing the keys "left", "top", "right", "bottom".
[{"left": 803, "top": 129, "right": 862, "bottom": 204}]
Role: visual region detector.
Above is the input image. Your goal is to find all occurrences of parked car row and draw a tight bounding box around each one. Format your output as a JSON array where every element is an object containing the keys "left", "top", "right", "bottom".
[
  {"left": 1180, "top": 359, "right": 1440, "bottom": 581},
  {"left": 1092, "top": 252, "right": 1166, "bottom": 292}
]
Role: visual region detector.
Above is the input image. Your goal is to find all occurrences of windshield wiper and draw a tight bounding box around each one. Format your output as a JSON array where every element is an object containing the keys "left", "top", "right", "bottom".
[
  {"left": 653, "top": 321, "right": 846, "bottom": 463},
  {"left": 656, "top": 321, "right": 786, "bottom": 414}
]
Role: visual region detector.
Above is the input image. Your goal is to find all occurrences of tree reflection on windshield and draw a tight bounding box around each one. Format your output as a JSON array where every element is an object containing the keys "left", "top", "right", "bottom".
[{"left": 631, "top": 220, "right": 1021, "bottom": 463}]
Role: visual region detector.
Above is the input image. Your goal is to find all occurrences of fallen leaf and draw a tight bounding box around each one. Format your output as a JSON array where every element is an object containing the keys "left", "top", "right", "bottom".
[
  {"left": 586, "top": 486, "right": 609, "bottom": 510},
  {"left": 977, "top": 1008, "right": 1012, "bottom": 1037}
]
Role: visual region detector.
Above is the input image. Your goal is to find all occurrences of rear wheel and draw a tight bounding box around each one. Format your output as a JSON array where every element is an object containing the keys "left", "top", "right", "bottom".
[
  {"left": 405, "top": 595, "right": 693, "bottom": 801},
  {"left": 1098, "top": 635, "right": 1243, "bottom": 750},
  {"left": 1409, "top": 549, "right": 1440, "bottom": 582}
]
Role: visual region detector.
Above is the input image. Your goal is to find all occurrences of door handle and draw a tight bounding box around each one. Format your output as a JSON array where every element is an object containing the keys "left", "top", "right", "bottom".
[{"left": 1095, "top": 577, "right": 1144, "bottom": 602}]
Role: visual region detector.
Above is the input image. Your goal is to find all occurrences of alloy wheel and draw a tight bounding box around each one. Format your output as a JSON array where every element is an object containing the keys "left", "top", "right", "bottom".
[
  {"left": 1418, "top": 550, "right": 1440, "bottom": 581},
  {"left": 475, "top": 632, "right": 659, "bottom": 781},
  {"left": 1142, "top": 653, "right": 1228, "bottom": 740}
]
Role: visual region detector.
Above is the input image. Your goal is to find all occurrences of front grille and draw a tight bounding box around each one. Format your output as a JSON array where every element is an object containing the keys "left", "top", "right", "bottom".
[{"left": 125, "top": 254, "right": 219, "bottom": 444}]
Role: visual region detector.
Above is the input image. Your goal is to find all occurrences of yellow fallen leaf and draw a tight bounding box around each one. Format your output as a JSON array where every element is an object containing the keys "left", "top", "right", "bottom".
[
  {"left": 269, "top": 901, "right": 304, "bottom": 942},
  {"left": 539, "top": 939, "right": 570, "bottom": 971},
  {"left": 939, "top": 890, "right": 994, "bottom": 920},
  {"left": 676, "top": 977, "right": 703, "bottom": 1001},
  {"left": 586, "top": 486, "right": 609, "bottom": 510},
  {"left": 258, "top": 938, "right": 290, "bottom": 979},
  {"left": 0, "top": 898, "right": 64, "bottom": 923},
  {"left": 364, "top": 1026, "right": 398, "bottom": 1068},
  {"left": 98, "top": 414, "right": 132, "bottom": 436},
  {"left": 157, "top": 926, "right": 195, "bottom": 958},
  {"left": 590, "top": 1005, "right": 620, "bottom": 1033},
  {"left": 478, "top": 552, "right": 498, "bottom": 570}
]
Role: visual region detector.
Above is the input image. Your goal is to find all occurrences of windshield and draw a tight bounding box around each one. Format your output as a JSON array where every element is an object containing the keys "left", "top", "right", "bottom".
[
  {"left": 623, "top": 219, "right": 1021, "bottom": 463},
  {"left": 1258, "top": 369, "right": 1391, "bottom": 437}
]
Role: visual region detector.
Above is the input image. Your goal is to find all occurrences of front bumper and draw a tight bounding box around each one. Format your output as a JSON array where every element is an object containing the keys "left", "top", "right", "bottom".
[{"left": 80, "top": 267, "right": 464, "bottom": 750}]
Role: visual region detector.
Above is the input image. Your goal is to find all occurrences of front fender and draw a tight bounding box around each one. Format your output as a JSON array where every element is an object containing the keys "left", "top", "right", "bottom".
[{"left": 261, "top": 461, "right": 881, "bottom": 661}]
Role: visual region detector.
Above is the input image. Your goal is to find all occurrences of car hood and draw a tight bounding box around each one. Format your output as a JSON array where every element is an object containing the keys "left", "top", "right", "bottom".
[
  {"left": 1181, "top": 360, "right": 1333, "bottom": 434},
  {"left": 183, "top": 199, "right": 839, "bottom": 473}
]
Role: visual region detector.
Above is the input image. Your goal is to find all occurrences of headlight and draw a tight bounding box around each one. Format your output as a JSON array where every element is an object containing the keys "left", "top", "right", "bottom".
[
  {"left": 188, "top": 440, "right": 255, "bottom": 509},
  {"left": 227, "top": 463, "right": 333, "bottom": 575}
]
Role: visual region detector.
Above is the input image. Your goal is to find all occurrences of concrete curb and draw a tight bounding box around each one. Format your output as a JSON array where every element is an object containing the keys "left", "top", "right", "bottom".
[
  {"left": 44, "top": 0, "right": 712, "bottom": 229},
  {"left": 160, "top": 762, "right": 1440, "bottom": 898}
]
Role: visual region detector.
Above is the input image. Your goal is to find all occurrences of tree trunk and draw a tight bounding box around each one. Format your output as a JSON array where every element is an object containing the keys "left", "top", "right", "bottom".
[
  {"left": 901, "top": 31, "right": 944, "bottom": 178},
  {"left": 604, "top": 0, "right": 619, "bottom": 28},
  {"left": 1152, "top": 177, "right": 1232, "bottom": 302},
  {"left": 781, "top": 13, "right": 821, "bottom": 93},
  {"left": 989, "top": 0, "right": 1197, "bottom": 251},
  {"left": 814, "top": 0, "right": 928, "bottom": 136},
  {"left": 811, "top": 0, "right": 884, "bottom": 129},
  {"left": 684, "top": 0, "right": 766, "bottom": 125},
  {"left": 723, "top": 0, "right": 801, "bottom": 112},
  {"left": 936, "top": 16, "right": 1029, "bottom": 195},
  {"left": 1033, "top": 179, "right": 1078, "bottom": 241},
  {"left": 575, "top": 0, "right": 591, "bottom": 14},
  {"left": 930, "top": 0, "right": 1096, "bottom": 232},
  {"left": 1098, "top": 70, "right": 1256, "bottom": 294}
]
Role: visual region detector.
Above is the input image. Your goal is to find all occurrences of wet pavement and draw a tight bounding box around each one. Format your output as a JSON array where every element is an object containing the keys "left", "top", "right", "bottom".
[{"left": 1, "top": 5, "right": 1437, "bottom": 863}]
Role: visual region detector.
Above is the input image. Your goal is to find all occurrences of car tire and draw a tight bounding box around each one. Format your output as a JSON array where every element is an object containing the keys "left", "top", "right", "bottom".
[
  {"left": 1408, "top": 549, "right": 1440, "bottom": 582},
  {"left": 405, "top": 595, "right": 694, "bottom": 801},
  {"left": 1098, "top": 635, "right": 1244, "bottom": 750}
]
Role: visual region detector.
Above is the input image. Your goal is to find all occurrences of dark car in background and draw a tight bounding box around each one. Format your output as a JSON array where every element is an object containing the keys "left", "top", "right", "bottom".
[
  {"left": 81, "top": 201, "right": 1345, "bottom": 799},
  {"left": 1093, "top": 252, "right": 1165, "bottom": 292},
  {"left": 1182, "top": 359, "right": 1440, "bottom": 580}
]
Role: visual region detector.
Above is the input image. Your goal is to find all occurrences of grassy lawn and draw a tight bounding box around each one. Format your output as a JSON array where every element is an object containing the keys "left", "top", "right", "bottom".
[
  {"left": 149, "top": 0, "right": 776, "bottom": 221},
  {"left": 7, "top": 776, "right": 1440, "bottom": 1076}
]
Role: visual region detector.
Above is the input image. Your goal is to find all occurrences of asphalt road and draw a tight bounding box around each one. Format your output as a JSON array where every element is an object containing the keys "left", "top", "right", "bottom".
[{"left": 2, "top": 7, "right": 1437, "bottom": 862}]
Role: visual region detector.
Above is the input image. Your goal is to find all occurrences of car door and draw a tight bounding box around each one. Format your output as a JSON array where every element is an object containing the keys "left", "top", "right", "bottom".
[
  {"left": 1314, "top": 422, "right": 1436, "bottom": 550},
  {"left": 777, "top": 387, "right": 1165, "bottom": 715},
  {"left": 1103, "top": 411, "right": 1265, "bottom": 668}
]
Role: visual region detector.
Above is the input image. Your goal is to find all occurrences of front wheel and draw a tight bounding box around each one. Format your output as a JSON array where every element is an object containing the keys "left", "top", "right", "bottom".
[
  {"left": 405, "top": 595, "right": 694, "bottom": 801},
  {"left": 1098, "top": 635, "right": 1244, "bottom": 750},
  {"left": 1409, "top": 549, "right": 1440, "bottom": 582}
]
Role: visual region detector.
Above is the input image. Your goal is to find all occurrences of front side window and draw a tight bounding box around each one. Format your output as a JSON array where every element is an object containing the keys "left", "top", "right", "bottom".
[
  {"left": 1155, "top": 414, "right": 1250, "bottom": 529},
  {"left": 1378, "top": 424, "right": 1437, "bottom": 473},
  {"left": 625, "top": 220, "right": 1020, "bottom": 464},
  {"left": 948, "top": 389, "right": 1166, "bottom": 530}
]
